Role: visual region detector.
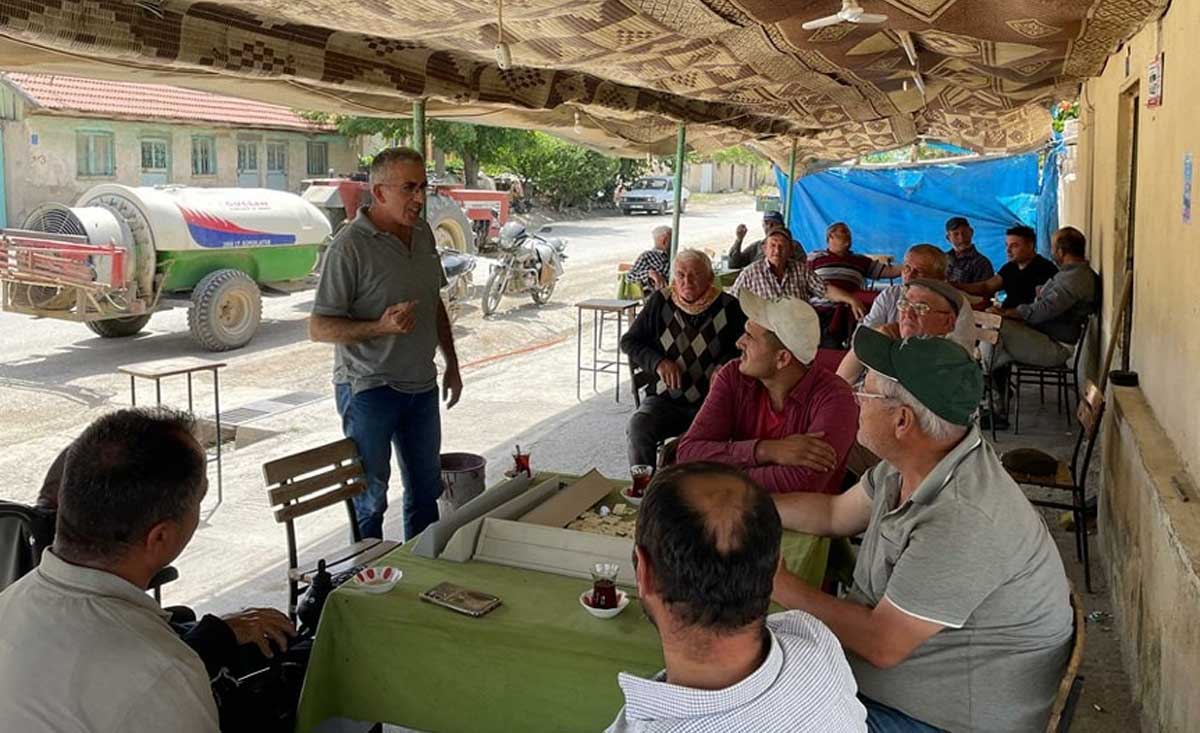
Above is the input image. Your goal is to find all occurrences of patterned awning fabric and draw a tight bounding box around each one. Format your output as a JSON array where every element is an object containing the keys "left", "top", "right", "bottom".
[{"left": 0, "top": 0, "right": 1167, "bottom": 170}]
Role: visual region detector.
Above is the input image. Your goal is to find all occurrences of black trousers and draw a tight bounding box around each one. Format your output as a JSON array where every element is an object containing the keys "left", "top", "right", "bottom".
[{"left": 627, "top": 395, "right": 699, "bottom": 467}]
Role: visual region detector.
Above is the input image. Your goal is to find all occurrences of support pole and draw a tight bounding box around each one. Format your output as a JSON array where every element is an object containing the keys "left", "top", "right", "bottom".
[
  {"left": 413, "top": 98, "right": 427, "bottom": 220},
  {"left": 670, "top": 122, "right": 687, "bottom": 263},
  {"left": 783, "top": 137, "right": 797, "bottom": 229}
]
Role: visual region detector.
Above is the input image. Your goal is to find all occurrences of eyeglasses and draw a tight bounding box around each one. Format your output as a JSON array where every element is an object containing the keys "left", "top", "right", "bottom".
[
  {"left": 853, "top": 390, "right": 896, "bottom": 405},
  {"left": 897, "top": 297, "right": 953, "bottom": 317},
  {"left": 375, "top": 181, "right": 429, "bottom": 195}
]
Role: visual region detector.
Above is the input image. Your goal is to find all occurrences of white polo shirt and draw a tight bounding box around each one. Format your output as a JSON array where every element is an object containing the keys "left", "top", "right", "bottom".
[
  {"left": 606, "top": 610, "right": 866, "bottom": 732},
  {"left": 0, "top": 550, "right": 219, "bottom": 733}
]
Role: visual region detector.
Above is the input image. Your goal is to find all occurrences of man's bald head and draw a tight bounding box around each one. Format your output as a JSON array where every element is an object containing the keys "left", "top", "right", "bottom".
[{"left": 634, "top": 462, "right": 781, "bottom": 631}]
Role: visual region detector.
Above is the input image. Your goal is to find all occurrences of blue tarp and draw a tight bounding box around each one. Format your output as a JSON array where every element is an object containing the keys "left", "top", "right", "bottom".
[{"left": 776, "top": 148, "right": 1060, "bottom": 269}]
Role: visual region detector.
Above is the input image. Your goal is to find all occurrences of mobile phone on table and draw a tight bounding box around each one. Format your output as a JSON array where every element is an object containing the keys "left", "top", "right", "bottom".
[{"left": 419, "top": 582, "right": 502, "bottom": 617}]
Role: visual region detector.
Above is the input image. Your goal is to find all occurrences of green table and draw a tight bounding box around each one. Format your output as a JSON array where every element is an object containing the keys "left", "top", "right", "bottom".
[{"left": 295, "top": 476, "right": 829, "bottom": 733}]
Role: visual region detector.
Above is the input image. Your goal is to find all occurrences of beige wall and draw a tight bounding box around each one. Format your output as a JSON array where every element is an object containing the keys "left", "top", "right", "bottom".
[
  {"left": 1, "top": 113, "right": 360, "bottom": 225},
  {"left": 1066, "top": 3, "right": 1200, "bottom": 730}
]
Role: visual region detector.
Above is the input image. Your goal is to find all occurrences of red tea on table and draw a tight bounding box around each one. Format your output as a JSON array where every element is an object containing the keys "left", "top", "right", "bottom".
[
  {"left": 591, "top": 579, "right": 618, "bottom": 609},
  {"left": 629, "top": 465, "right": 653, "bottom": 497}
]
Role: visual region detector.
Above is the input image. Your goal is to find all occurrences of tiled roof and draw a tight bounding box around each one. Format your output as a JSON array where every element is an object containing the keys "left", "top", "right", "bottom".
[{"left": 2, "top": 72, "right": 333, "bottom": 132}]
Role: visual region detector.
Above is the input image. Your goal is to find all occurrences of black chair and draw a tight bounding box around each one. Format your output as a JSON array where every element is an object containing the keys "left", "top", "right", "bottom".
[
  {"left": 1012, "top": 315, "right": 1093, "bottom": 434},
  {"left": 0, "top": 501, "right": 52, "bottom": 593},
  {"left": 1003, "top": 380, "right": 1105, "bottom": 592}
]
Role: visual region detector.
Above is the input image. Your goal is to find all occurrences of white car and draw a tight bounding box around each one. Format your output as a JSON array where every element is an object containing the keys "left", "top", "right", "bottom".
[{"left": 619, "top": 176, "right": 689, "bottom": 215}]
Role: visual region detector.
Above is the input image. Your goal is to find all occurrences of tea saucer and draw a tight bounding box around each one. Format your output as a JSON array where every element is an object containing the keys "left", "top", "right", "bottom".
[
  {"left": 352, "top": 566, "right": 402, "bottom": 594},
  {"left": 580, "top": 589, "right": 630, "bottom": 619},
  {"left": 620, "top": 487, "right": 644, "bottom": 506}
]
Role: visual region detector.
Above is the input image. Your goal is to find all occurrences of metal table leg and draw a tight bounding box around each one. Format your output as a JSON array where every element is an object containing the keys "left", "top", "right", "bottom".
[{"left": 576, "top": 306, "right": 584, "bottom": 402}]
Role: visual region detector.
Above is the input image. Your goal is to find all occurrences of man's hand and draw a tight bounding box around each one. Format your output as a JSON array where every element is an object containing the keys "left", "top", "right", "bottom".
[
  {"left": 735, "top": 223, "right": 748, "bottom": 242},
  {"left": 222, "top": 608, "right": 296, "bottom": 658},
  {"left": 377, "top": 301, "right": 417, "bottom": 335},
  {"left": 757, "top": 433, "right": 837, "bottom": 471},
  {"left": 443, "top": 363, "right": 463, "bottom": 409},
  {"left": 648, "top": 269, "right": 666, "bottom": 290},
  {"left": 847, "top": 297, "right": 867, "bottom": 320},
  {"left": 656, "top": 358, "right": 683, "bottom": 391}
]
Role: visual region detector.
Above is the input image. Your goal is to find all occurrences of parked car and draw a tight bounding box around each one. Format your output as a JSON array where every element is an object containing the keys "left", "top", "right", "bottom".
[{"left": 618, "top": 176, "right": 689, "bottom": 216}]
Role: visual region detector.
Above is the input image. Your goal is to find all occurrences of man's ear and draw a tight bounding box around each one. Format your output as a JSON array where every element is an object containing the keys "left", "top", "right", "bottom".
[
  {"left": 143, "top": 519, "right": 181, "bottom": 567},
  {"left": 634, "top": 545, "right": 655, "bottom": 596},
  {"left": 775, "top": 348, "right": 795, "bottom": 372},
  {"left": 893, "top": 404, "right": 916, "bottom": 440}
]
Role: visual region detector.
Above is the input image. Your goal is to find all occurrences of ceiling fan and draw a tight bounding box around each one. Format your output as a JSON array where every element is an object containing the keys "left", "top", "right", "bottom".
[{"left": 802, "top": 0, "right": 889, "bottom": 30}]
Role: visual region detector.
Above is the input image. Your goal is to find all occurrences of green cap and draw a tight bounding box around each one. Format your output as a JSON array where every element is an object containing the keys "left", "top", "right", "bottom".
[{"left": 853, "top": 328, "right": 983, "bottom": 426}]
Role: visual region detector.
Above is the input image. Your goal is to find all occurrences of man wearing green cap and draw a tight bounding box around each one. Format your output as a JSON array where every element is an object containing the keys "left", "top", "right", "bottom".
[{"left": 772, "top": 329, "right": 1073, "bottom": 733}]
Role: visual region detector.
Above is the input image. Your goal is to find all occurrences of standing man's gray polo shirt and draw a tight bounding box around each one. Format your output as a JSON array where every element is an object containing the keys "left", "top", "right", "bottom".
[
  {"left": 312, "top": 208, "right": 446, "bottom": 394},
  {"left": 848, "top": 426, "right": 1073, "bottom": 732}
]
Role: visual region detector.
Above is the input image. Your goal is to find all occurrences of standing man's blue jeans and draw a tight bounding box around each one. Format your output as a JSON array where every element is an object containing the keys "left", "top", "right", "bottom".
[
  {"left": 335, "top": 384, "right": 442, "bottom": 540},
  {"left": 861, "top": 697, "right": 946, "bottom": 733}
]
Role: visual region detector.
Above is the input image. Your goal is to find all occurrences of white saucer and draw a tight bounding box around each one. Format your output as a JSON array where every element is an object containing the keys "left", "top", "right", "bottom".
[
  {"left": 620, "top": 486, "right": 644, "bottom": 506},
  {"left": 352, "top": 566, "right": 402, "bottom": 594},
  {"left": 580, "top": 589, "right": 630, "bottom": 619}
]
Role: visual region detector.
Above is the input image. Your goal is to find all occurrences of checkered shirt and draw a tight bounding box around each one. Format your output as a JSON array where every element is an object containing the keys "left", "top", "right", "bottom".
[
  {"left": 730, "top": 257, "right": 826, "bottom": 301},
  {"left": 650, "top": 296, "right": 738, "bottom": 404},
  {"left": 605, "top": 611, "right": 867, "bottom": 733},
  {"left": 627, "top": 248, "right": 670, "bottom": 289},
  {"left": 945, "top": 246, "right": 995, "bottom": 284}
]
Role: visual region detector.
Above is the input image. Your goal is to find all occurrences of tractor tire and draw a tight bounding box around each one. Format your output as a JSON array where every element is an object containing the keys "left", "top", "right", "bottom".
[
  {"left": 426, "top": 195, "right": 475, "bottom": 254},
  {"left": 85, "top": 314, "right": 152, "bottom": 339},
  {"left": 188, "top": 269, "right": 262, "bottom": 352}
]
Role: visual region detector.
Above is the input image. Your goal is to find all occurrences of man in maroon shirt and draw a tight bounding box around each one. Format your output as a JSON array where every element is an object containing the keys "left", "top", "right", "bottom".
[{"left": 677, "top": 291, "right": 859, "bottom": 494}]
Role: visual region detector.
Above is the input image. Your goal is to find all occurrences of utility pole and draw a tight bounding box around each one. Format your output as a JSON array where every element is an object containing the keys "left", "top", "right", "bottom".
[{"left": 670, "top": 121, "right": 687, "bottom": 263}]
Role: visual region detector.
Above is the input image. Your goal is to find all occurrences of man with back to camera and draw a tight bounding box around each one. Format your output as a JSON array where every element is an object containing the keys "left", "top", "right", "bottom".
[
  {"left": 310, "top": 147, "right": 462, "bottom": 541},
  {"left": 606, "top": 461, "right": 867, "bottom": 732}
]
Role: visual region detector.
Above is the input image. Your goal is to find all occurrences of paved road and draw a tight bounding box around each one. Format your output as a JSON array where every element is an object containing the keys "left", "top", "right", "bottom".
[{"left": 0, "top": 195, "right": 756, "bottom": 500}]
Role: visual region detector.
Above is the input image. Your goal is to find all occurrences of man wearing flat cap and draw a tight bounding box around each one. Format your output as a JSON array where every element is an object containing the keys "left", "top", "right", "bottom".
[
  {"left": 727, "top": 210, "right": 794, "bottom": 270},
  {"left": 772, "top": 329, "right": 1073, "bottom": 732},
  {"left": 676, "top": 292, "right": 858, "bottom": 494}
]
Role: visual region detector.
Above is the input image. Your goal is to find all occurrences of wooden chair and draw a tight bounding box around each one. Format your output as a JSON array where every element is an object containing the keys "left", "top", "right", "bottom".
[
  {"left": 263, "top": 439, "right": 399, "bottom": 621},
  {"left": 973, "top": 311, "right": 1004, "bottom": 441},
  {"left": 1045, "top": 589, "right": 1087, "bottom": 732},
  {"left": 1004, "top": 380, "right": 1105, "bottom": 592}
]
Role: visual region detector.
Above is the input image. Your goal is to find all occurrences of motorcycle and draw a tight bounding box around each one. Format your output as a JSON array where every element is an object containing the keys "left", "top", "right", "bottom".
[
  {"left": 481, "top": 221, "right": 567, "bottom": 317},
  {"left": 440, "top": 248, "right": 477, "bottom": 324}
]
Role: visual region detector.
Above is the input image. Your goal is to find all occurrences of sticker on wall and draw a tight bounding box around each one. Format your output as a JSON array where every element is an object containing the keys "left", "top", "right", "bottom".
[
  {"left": 1147, "top": 53, "right": 1164, "bottom": 108},
  {"left": 1184, "top": 152, "right": 1193, "bottom": 225},
  {"left": 29, "top": 133, "right": 37, "bottom": 145}
]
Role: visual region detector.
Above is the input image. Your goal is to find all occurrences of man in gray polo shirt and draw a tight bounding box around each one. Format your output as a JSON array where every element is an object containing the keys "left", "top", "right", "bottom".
[
  {"left": 772, "top": 329, "right": 1073, "bottom": 732},
  {"left": 310, "top": 147, "right": 462, "bottom": 540}
]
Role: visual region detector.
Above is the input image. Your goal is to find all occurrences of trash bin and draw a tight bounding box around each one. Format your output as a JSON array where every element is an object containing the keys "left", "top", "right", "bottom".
[{"left": 438, "top": 452, "right": 487, "bottom": 516}]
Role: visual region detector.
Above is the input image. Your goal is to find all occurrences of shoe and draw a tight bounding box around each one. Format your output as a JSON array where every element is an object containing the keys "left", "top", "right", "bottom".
[{"left": 979, "top": 411, "right": 1010, "bottom": 431}]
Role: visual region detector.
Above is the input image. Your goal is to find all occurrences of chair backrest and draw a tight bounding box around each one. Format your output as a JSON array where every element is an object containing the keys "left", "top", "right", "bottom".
[
  {"left": 0, "top": 501, "right": 40, "bottom": 593},
  {"left": 1045, "top": 589, "right": 1087, "bottom": 732},
  {"left": 1075, "top": 379, "right": 1105, "bottom": 439},
  {"left": 263, "top": 439, "right": 367, "bottom": 532},
  {"left": 973, "top": 310, "right": 1003, "bottom": 346}
]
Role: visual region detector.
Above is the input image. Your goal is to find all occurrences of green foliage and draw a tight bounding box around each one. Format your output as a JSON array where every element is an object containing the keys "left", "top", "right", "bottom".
[
  {"left": 708, "top": 145, "right": 768, "bottom": 167},
  {"left": 1052, "top": 99, "right": 1080, "bottom": 134}
]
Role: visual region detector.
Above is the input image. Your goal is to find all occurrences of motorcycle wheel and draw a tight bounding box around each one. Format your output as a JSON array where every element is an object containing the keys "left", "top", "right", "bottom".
[
  {"left": 531, "top": 279, "right": 556, "bottom": 305},
  {"left": 482, "top": 269, "right": 506, "bottom": 316}
]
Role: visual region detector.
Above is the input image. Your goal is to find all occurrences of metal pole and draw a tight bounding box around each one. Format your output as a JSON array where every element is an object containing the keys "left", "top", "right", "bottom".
[
  {"left": 670, "top": 122, "right": 686, "bottom": 263},
  {"left": 412, "top": 98, "right": 426, "bottom": 158},
  {"left": 783, "top": 137, "right": 797, "bottom": 229}
]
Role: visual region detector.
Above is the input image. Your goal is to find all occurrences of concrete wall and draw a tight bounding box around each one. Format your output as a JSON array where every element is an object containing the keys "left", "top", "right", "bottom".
[
  {"left": 1065, "top": 2, "right": 1200, "bottom": 729},
  {"left": 1, "top": 113, "right": 360, "bottom": 225},
  {"left": 684, "top": 161, "right": 768, "bottom": 193}
]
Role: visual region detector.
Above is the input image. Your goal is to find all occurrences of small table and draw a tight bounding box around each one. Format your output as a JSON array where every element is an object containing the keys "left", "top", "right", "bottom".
[
  {"left": 575, "top": 298, "right": 639, "bottom": 402},
  {"left": 117, "top": 357, "right": 226, "bottom": 504}
]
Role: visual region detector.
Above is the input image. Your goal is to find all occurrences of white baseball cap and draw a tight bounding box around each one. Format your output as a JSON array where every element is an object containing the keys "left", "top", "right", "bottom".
[{"left": 738, "top": 290, "right": 820, "bottom": 364}]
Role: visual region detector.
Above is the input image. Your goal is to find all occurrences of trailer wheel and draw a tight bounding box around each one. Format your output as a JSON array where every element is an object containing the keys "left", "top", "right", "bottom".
[
  {"left": 85, "top": 314, "right": 152, "bottom": 339},
  {"left": 188, "top": 269, "right": 262, "bottom": 351}
]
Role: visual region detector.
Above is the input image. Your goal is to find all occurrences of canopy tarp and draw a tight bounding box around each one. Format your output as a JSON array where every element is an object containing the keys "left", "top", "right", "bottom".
[
  {"left": 0, "top": 1, "right": 1168, "bottom": 168},
  {"left": 777, "top": 149, "right": 1059, "bottom": 269}
]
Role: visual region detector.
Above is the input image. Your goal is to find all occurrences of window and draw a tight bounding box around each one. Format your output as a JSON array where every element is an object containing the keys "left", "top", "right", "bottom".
[
  {"left": 140, "top": 139, "right": 169, "bottom": 172},
  {"left": 191, "top": 136, "right": 217, "bottom": 176},
  {"left": 76, "top": 131, "right": 115, "bottom": 177},
  {"left": 237, "top": 141, "right": 259, "bottom": 172},
  {"left": 267, "top": 142, "right": 288, "bottom": 172},
  {"left": 306, "top": 141, "right": 328, "bottom": 175}
]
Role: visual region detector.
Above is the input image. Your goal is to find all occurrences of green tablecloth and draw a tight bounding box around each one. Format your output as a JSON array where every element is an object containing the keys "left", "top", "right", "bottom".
[{"left": 295, "top": 477, "right": 829, "bottom": 733}]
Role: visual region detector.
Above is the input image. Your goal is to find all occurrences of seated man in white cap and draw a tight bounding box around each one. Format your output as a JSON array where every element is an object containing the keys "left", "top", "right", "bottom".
[
  {"left": 773, "top": 329, "right": 1073, "bottom": 732},
  {"left": 676, "top": 292, "right": 858, "bottom": 494}
]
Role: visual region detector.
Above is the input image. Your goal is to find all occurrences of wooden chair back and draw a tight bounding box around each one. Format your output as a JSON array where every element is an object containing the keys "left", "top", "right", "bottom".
[
  {"left": 1045, "top": 589, "right": 1087, "bottom": 732},
  {"left": 1076, "top": 379, "right": 1105, "bottom": 439},
  {"left": 263, "top": 438, "right": 366, "bottom": 527},
  {"left": 973, "top": 310, "right": 1003, "bottom": 346}
]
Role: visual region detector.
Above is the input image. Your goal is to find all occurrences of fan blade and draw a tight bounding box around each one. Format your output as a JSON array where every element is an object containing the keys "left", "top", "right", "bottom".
[
  {"left": 852, "top": 13, "right": 889, "bottom": 24},
  {"left": 802, "top": 15, "right": 846, "bottom": 30}
]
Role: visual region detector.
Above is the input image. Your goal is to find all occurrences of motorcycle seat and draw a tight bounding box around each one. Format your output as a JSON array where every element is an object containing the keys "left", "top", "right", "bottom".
[{"left": 441, "top": 252, "right": 475, "bottom": 278}]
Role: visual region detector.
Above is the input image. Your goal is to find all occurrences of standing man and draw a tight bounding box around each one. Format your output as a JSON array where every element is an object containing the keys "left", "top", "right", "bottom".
[
  {"left": 727, "top": 210, "right": 790, "bottom": 269},
  {"left": 943, "top": 217, "right": 994, "bottom": 286},
  {"left": 310, "top": 147, "right": 462, "bottom": 540}
]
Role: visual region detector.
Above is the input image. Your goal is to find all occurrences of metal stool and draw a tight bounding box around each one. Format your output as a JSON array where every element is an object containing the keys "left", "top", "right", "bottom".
[
  {"left": 575, "top": 298, "right": 639, "bottom": 402},
  {"left": 118, "top": 357, "right": 227, "bottom": 505}
]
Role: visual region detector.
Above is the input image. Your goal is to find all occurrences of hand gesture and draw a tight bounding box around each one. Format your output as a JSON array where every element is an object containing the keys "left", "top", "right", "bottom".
[
  {"left": 735, "top": 223, "right": 748, "bottom": 241},
  {"left": 847, "top": 298, "right": 867, "bottom": 321},
  {"left": 763, "top": 432, "right": 837, "bottom": 471},
  {"left": 656, "top": 358, "right": 683, "bottom": 391},
  {"left": 377, "top": 301, "right": 417, "bottom": 335},
  {"left": 222, "top": 608, "right": 296, "bottom": 658}
]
